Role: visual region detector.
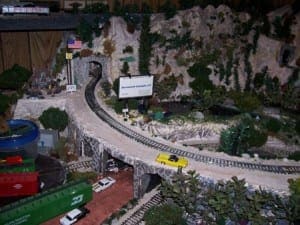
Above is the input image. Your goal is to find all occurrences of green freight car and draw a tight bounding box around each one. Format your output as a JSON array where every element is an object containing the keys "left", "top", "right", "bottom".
[
  {"left": 0, "top": 179, "right": 92, "bottom": 225},
  {"left": 0, "top": 158, "right": 35, "bottom": 173}
]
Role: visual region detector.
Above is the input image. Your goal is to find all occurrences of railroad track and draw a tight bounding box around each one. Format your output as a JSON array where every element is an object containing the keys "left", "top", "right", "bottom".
[
  {"left": 84, "top": 76, "right": 300, "bottom": 175},
  {"left": 66, "top": 159, "right": 93, "bottom": 173},
  {"left": 120, "top": 193, "right": 165, "bottom": 225}
]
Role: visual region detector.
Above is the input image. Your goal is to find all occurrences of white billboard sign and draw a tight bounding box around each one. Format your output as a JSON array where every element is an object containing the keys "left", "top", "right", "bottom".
[{"left": 118, "top": 75, "right": 154, "bottom": 99}]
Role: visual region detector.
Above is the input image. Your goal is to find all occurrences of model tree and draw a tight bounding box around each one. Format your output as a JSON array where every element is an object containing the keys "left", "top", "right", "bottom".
[{"left": 39, "top": 107, "right": 69, "bottom": 133}]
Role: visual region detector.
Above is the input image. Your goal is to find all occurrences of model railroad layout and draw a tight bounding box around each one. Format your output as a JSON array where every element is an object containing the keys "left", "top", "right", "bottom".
[{"left": 85, "top": 76, "right": 300, "bottom": 175}]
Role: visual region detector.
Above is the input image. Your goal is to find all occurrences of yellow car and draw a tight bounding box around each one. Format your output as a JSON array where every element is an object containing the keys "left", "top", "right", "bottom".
[{"left": 155, "top": 153, "right": 188, "bottom": 168}]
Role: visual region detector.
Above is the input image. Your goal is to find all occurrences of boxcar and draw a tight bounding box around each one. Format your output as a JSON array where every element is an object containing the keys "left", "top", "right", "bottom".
[
  {"left": 0, "top": 172, "right": 39, "bottom": 197},
  {"left": 0, "top": 158, "right": 35, "bottom": 173},
  {"left": 0, "top": 180, "right": 92, "bottom": 225}
]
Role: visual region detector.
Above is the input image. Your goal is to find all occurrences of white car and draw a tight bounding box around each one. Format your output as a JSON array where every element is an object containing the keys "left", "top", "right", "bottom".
[
  {"left": 60, "top": 207, "right": 90, "bottom": 225},
  {"left": 92, "top": 176, "right": 116, "bottom": 193}
]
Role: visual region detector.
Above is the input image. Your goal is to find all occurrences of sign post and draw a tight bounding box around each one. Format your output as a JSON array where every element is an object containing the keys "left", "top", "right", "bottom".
[{"left": 66, "top": 39, "right": 82, "bottom": 92}]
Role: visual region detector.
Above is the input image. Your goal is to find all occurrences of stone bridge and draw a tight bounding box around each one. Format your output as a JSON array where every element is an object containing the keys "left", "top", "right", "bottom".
[{"left": 68, "top": 120, "right": 190, "bottom": 198}]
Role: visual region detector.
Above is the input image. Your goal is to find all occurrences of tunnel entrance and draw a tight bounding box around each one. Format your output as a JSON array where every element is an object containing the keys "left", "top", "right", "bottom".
[
  {"left": 141, "top": 173, "right": 162, "bottom": 194},
  {"left": 88, "top": 61, "right": 102, "bottom": 78},
  {"left": 104, "top": 155, "right": 133, "bottom": 175}
]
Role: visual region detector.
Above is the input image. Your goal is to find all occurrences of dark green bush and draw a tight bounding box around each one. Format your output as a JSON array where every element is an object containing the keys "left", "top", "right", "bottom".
[
  {"left": 253, "top": 72, "right": 265, "bottom": 89},
  {"left": 113, "top": 99, "right": 123, "bottom": 114},
  {"left": 0, "top": 93, "right": 10, "bottom": 114},
  {"left": 231, "top": 92, "right": 261, "bottom": 112},
  {"left": 160, "top": 0, "right": 177, "bottom": 20},
  {"left": 39, "top": 107, "right": 69, "bottom": 132},
  {"left": 139, "top": 15, "right": 151, "bottom": 74},
  {"left": 112, "top": 78, "right": 119, "bottom": 97},
  {"left": 288, "top": 151, "right": 300, "bottom": 161},
  {"left": 121, "top": 62, "right": 129, "bottom": 75},
  {"left": 123, "top": 45, "right": 134, "bottom": 54},
  {"left": 144, "top": 203, "right": 186, "bottom": 225},
  {"left": 0, "top": 64, "right": 31, "bottom": 90},
  {"left": 82, "top": 3, "right": 109, "bottom": 13},
  {"left": 154, "top": 75, "right": 177, "bottom": 100},
  {"left": 112, "top": 98, "right": 138, "bottom": 114},
  {"left": 261, "top": 15, "right": 271, "bottom": 36},
  {"left": 100, "top": 80, "right": 112, "bottom": 97},
  {"left": 265, "top": 117, "right": 281, "bottom": 133},
  {"left": 219, "top": 115, "right": 267, "bottom": 156},
  {"left": 246, "top": 127, "right": 268, "bottom": 147},
  {"left": 188, "top": 63, "right": 213, "bottom": 96},
  {"left": 272, "top": 16, "right": 292, "bottom": 40},
  {"left": 295, "top": 120, "right": 300, "bottom": 135}
]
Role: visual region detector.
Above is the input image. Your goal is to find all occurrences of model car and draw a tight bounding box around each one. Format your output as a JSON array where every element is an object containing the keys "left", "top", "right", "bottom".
[
  {"left": 155, "top": 153, "right": 188, "bottom": 168},
  {"left": 106, "top": 159, "right": 119, "bottom": 173},
  {"left": 92, "top": 176, "right": 116, "bottom": 192},
  {"left": 60, "top": 207, "right": 90, "bottom": 225}
]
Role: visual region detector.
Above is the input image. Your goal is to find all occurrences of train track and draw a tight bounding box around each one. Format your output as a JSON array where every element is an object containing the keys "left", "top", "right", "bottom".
[
  {"left": 120, "top": 193, "right": 165, "bottom": 225},
  {"left": 84, "top": 76, "right": 300, "bottom": 175},
  {"left": 66, "top": 159, "right": 93, "bottom": 173}
]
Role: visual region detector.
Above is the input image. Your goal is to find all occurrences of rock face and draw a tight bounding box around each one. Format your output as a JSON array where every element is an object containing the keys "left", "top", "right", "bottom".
[{"left": 89, "top": 4, "right": 299, "bottom": 100}]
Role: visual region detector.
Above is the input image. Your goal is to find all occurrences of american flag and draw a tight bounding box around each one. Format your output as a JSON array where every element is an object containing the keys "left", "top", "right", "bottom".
[{"left": 67, "top": 39, "right": 82, "bottom": 49}]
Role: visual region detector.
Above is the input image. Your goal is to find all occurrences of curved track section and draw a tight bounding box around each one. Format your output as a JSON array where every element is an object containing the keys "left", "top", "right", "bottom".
[{"left": 85, "top": 76, "right": 300, "bottom": 175}]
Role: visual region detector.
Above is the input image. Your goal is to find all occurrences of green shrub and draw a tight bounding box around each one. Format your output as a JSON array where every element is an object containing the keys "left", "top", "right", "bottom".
[
  {"left": 272, "top": 16, "right": 292, "bottom": 40},
  {"left": 53, "top": 48, "right": 67, "bottom": 75},
  {"left": 154, "top": 75, "right": 177, "bottom": 100},
  {"left": 265, "top": 117, "right": 281, "bottom": 133},
  {"left": 253, "top": 72, "right": 265, "bottom": 89},
  {"left": 188, "top": 63, "right": 213, "bottom": 96},
  {"left": 295, "top": 120, "right": 300, "bottom": 135},
  {"left": 100, "top": 80, "right": 112, "bottom": 97},
  {"left": 144, "top": 203, "right": 186, "bottom": 225},
  {"left": 160, "top": 0, "right": 177, "bottom": 20},
  {"left": 121, "top": 61, "right": 129, "bottom": 75},
  {"left": 111, "top": 98, "right": 138, "bottom": 114},
  {"left": 39, "top": 107, "right": 69, "bottom": 132},
  {"left": 0, "top": 64, "right": 31, "bottom": 90},
  {"left": 123, "top": 45, "right": 134, "bottom": 54},
  {"left": 231, "top": 92, "right": 261, "bottom": 112},
  {"left": 82, "top": 2, "right": 109, "bottom": 13},
  {"left": 0, "top": 93, "right": 10, "bottom": 114},
  {"left": 67, "top": 171, "right": 98, "bottom": 182},
  {"left": 113, "top": 99, "right": 123, "bottom": 114},
  {"left": 288, "top": 178, "right": 300, "bottom": 222},
  {"left": 139, "top": 15, "right": 151, "bottom": 74},
  {"left": 112, "top": 78, "right": 119, "bottom": 96},
  {"left": 219, "top": 115, "right": 266, "bottom": 156},
  {"left": 288, "top": 151, "right": 300, "bottom": 161},
  {"left": 246, "top": 127, "right": 268, "bottom": 147}
]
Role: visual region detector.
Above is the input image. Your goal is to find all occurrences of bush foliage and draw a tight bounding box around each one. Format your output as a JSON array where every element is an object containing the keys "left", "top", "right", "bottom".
[
  {"left": 0, "top": 93, "right": 10, "bottom": 114},
  {"left": 265, "top": 117, "right": 281, "bottom": 133},
  {"left": 188, "top": 62, "right": 213, "bottom": 96},
  {"left": 144, "top": 203, "right": 186, "bottom": 225},
  {"left": 39, "top": 107, "right": 69, "bottom": 132},
  {"left": 0, "top": 64, "right": 31, "bottom": 90}
]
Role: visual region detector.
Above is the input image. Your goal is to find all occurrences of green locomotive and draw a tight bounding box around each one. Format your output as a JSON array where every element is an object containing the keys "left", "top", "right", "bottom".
[{"left": 0, "top": 180, "right": 92, "bottom": 225}]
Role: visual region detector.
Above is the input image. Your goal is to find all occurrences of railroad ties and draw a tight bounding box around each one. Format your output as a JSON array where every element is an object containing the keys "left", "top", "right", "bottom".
[
  {"left": 66, "top": 159, "right": 93, "bottom": 173},
  {"left": 120, "top": 193, "right": 164, "bottom": 225},
  {"left": 84, "top": 77, "right": 300, "bottom": 175}
]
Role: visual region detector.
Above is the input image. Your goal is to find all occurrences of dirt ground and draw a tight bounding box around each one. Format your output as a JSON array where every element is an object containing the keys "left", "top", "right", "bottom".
[{"left": 42, "top": 169, "right": 134, "bottom": 225}]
